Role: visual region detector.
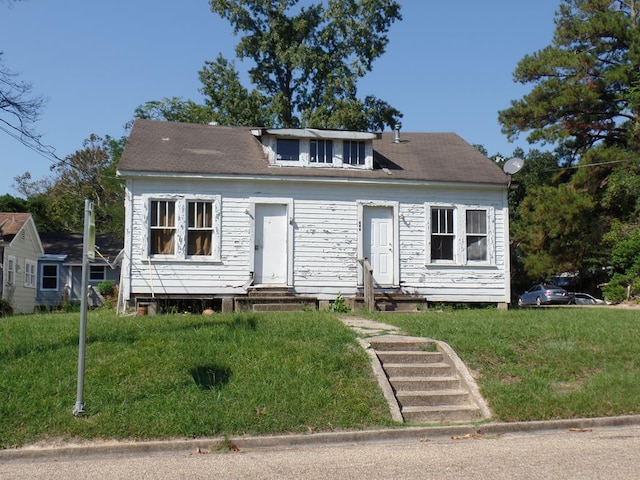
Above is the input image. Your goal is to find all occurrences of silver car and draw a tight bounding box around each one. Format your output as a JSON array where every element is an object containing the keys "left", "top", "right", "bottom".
[{"left": 518, "top": 284, "right": 572, "bottom": 306}]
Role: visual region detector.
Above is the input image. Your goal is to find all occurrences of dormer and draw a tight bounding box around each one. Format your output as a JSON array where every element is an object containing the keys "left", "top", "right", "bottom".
[{"left": 252, "top": 128, "right": 380, "bottom": 170}]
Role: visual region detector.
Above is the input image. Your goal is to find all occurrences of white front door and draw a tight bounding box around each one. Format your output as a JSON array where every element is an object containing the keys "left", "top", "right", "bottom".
[
  {"left": 254, "top": 204, "right": 288, "bottom": 285},
  {"left": 363, "top": 206, "right": 394, "bottom": 286}
]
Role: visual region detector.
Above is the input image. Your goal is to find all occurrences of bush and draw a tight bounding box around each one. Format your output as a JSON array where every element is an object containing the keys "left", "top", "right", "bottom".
[
  {"left": 97, "top": 279, "right": 117, "bottom": 297},
  {"left": 0, "top": 298, "right": 14, "bottom": 317}
]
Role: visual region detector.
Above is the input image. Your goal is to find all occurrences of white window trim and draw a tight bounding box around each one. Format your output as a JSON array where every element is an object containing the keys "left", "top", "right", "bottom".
[
  {"left": 143, "top": 194, "right": 222, "bottom": 262},
  {"left": 6, "top": 255, "right": 16, "bottom": 286},
  {"left": 425, "top": 204, "right": 495, "bottom": 266},
  {"left": 266, "top": 137, "right": 374, "bottom": 169},
  {"left": 89, "top": 264, "right": 106, "bottom": 282},
  {"left": 24, "top": 260, "right": 37, "bottom": 288}
]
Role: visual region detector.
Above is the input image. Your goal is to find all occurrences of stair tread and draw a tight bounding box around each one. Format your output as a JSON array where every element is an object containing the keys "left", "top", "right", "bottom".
[
  {"left": 389, "top": 375, "right": 459, "bottom": 381},
  {"left": 402, "top": 404, "right": 480, "bottom": 412},
  {"left": 396, "top": 389, "right": 469, "bottom": 396}
]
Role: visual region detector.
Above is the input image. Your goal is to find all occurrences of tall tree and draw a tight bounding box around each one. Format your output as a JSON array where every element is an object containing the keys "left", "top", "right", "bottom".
[
  {"left": 137, "top": 0, "right": 403, "bottom": 131},
  {"left": 208, "top": 0, "right": 402, "bottom": 130},
  {"left": 14, "top": 134, "right": 126, "bottom": 235},
  {"left": 498, "top": 0, "right": 640, "bottom": 160}
]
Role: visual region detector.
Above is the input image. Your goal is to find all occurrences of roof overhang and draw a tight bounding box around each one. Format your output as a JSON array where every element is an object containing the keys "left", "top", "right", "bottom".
[{"left": 252, "top": 128, "right": 380, "bottom": 140}]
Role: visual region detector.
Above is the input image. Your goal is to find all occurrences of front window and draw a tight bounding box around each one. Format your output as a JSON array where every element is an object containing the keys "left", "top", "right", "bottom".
[
  {"left": 343, "top": 140, "right": 365, "bottom": 165},
  {"left": 310, "top": 139, "right": 333, "bottom": 163},
  {"left": 90, "top": 265, "right": 106, "bottom": 281},
  {"left": 188, "top": 201, "right": 214, "bottom": 256},
  {"left": 276, "top": 139, "right": 300, "bottom": 161},
  {"left": 431, "top": 207, "right": 454, "bottom": 261},
  {"left": 466, "top": 210, "right": 487, "bottom": 261},
  {"left": 150, "top": 200, "right": 176, "bottom": 255},
  {"left": 25, "top": 260, "right": 36, "bottom": 288},
  {"left": 41, "top": 264, "right": 59, "bottom": 290}
]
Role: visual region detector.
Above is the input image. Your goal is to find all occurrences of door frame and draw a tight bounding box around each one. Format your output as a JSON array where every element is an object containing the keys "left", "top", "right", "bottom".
[
  {"left": 357, "top": 201, "right": 400, "bottom": 287},
  {"left": 249, "top": 197, "right": 294, "bottom": 286}
]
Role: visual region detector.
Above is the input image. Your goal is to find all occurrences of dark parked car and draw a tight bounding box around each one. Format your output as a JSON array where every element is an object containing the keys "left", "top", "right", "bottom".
[
  {"left": 569, "top": 293, "right": 606, "bottom": 305},
  {"left": 518, "top": 284, "right": 572, "bottom": 306}
]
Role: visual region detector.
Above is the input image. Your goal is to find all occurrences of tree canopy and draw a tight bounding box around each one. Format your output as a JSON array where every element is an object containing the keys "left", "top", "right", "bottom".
[
  {"left": 137, "top": 0, "right": 403, "bottom": 131},
  {"left": 501, "top": 0, "right": 640, "bottom": 301}
]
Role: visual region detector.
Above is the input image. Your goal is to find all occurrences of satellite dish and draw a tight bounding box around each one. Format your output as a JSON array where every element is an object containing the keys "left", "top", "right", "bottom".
[{"left": 503, "top": 157, "right": 525, "bottom": 175}]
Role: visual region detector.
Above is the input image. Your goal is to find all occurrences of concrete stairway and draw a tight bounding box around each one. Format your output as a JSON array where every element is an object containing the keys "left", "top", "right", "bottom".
[{"left": 368, "top": 336, "right": 490, "bottom": 424}]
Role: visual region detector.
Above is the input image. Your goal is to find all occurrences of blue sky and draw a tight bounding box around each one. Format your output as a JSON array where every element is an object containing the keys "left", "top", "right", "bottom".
[{"left": 0, "top": 1, "right": 559, "bottom": 196}]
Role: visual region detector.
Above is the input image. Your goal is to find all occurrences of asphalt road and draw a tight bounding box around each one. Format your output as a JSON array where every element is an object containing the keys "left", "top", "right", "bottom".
[{"left": 2, "top": 424, "right": 640, "bottom": 479}]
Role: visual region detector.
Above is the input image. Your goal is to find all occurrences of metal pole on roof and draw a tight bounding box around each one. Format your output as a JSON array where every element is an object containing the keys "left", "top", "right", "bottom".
[{"left": 73, "top": 200, "right": 95, "bottom": 416}]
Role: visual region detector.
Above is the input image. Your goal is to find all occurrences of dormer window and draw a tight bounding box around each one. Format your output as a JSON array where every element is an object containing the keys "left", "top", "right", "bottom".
[
  {"left": 343, "top": 140, "right": 366, "bottom": 166},
  {"left": 310, "top": 139, "right": 333, "bottom": 164},
  {"left": 276, "top": 139, "right": 300, "bottom": 161}
]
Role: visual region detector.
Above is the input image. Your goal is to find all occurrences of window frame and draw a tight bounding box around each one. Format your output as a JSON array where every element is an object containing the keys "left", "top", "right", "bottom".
[
  {"left": 144, "top": 195, "right": 221, "bottom": 262},
  {"left": 310, "top": 139, "right": 334, "bottom": 164},
  {"left": 149, "top": 199, "right": 177, "bottom": 257},
  {"left": 40, "top": 264, "right": 59, "bottom": 291},
  {"left": 429, "top": 206, "right": 456, "bottom": 263},
  {"left": 6, "top": 255, "right": 15, "bottom": 286},
  {"left": 426, "top": 204, "right": 495, "bottom": 266},
  {"left": 24, "top": 260, "right": 37, "bottom": 288},
  {"left": 89, "top": 264, "right": 106, "bottom": 282},
  {"left": 343, "top": 140, "right": 366, "bottom": 166},
  {"left": 465, "top": 209, "right": 488, "bottom": 263},
  {"left": 276, "top": 138, "right": 300, "bottom": 161},
  {"left": 187, "top": 200, "right": 215, "bottom": 257}
]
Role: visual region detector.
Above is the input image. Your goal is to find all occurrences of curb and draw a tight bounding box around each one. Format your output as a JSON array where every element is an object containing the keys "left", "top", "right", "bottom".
[{"left": 3, "top": 415, "right": 640, "bottom": 462}]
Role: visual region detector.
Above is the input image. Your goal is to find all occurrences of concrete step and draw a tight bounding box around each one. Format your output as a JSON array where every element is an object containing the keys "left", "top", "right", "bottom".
[
  {"left": 382, "top": 362, "right": 454, "bottom": 378},
  {"left": 234, "top": 296, "right": 317, "bottom": 312},
  {"left": 376, "top": 350, "right": 443, "bottom": 364},
  {"left": 389, "top": 376, "right": 461, "bottom": 391},
  {"left": 396, "top": 389, "right": 471, "bottom": 407},
  {"left": 402, "top": 405, "right": 482, "bottom": 423},
  {"left": 369, "top": 338, "right": 434, "bottom": 352}
]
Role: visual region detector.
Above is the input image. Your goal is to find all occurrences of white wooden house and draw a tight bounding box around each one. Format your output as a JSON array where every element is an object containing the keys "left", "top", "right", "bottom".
[
  {"left": 0, "top": 213, "right": 44, "bottom": 313},
  {"left": 116, "top": 119, "right": 511, "bottom": 312}
]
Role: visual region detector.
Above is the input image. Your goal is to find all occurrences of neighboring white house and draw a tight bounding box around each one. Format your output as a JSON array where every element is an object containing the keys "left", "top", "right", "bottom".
[
  {"left": 116, "top": 119, "right": 511, "bottom": 312},
  {"left": 0, "top": 213, "right": 44, "bottom": 314}
]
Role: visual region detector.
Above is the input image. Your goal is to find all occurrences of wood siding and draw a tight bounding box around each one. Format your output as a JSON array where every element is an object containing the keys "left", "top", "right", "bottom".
[{"left": 122, "top": 177, "right": 510, "bottom": 303}]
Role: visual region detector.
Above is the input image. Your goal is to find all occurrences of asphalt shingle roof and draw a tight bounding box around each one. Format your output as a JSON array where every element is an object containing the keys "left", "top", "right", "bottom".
[{"left": 117, "top": 119, "right": 509, "bottom": 185}]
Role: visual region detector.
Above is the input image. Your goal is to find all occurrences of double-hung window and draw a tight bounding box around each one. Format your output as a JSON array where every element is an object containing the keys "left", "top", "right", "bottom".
[
  {"left": 343, "top": 140, "right": 365, "bottom": 165},
  {"left": 150, "top": 200, "right": 176, "bottom": 255},
  {"left": 466, "top": 210, "right": 488, "bottom": 262},
  {"left": 310, "top": 139, "right": 333, "bottom": 163},
  {"left": 41, "top": 264, "right": 59, "bottom": 290},
  {"left": 187, "top": 201, "right": 214, "bottom": 256},
  {"left": 25, "top": 260, "right": 36, "bottom": 288},
  {"left": 430, "top": 207, "right": 455, "bottom": 261}
]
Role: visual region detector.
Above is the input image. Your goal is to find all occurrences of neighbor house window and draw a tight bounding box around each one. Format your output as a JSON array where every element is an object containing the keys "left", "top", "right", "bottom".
[
  {"left": 25, "top": 260, "right": 36, "bottom": 288},
  {"left": 150, "top": 200, "right": 176, "bottom": 255},
  {"left": 343, "top": 140, "right": 366, "bottom": 165},
  {"left": 6, "top": 256, "right": 15, "bottom": 285},
  {"left": 466, "top": 210, "right": 487, "bottom": 261},
  {"left": 90, "top": 265, "right": 106, "bottom": 281},
  {"left": 276, "top": 139, "right": 300, "bottom": 161},
  {"left": 187, "top": 201, "right": 214, "bottom": 256},
  {"left": 41, "top": 264, "right": 59, "bottom": 290},
  {"left": 430, "top": 207, "right": 454, "bottom": 261},
  {"left": 310, "top": 139, "right": 333, "bottom": 163}
]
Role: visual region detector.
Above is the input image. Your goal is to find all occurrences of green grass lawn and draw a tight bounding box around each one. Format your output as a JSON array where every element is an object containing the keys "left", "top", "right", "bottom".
[
  {"left": 372, "top": 307, "right": 640, "bottom": 422},
  {"left": 1, "top": 307, "right": 639, "bottom": 449},
  {"left": 0, "top": 311, "right": 393, "bottom": 449}
]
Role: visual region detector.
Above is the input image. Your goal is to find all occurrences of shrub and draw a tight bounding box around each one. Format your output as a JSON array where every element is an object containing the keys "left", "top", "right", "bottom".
[
  {"left": 0, "top": 299, "right": 13, "bottom": 317},
  {"left": 97, "top": 279, "right": 117, "bottom": 297}
]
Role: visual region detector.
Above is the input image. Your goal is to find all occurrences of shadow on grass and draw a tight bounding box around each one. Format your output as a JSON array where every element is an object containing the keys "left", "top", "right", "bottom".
[{"left": 190, "top": 364, "right": 232, "bottom": 391}]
